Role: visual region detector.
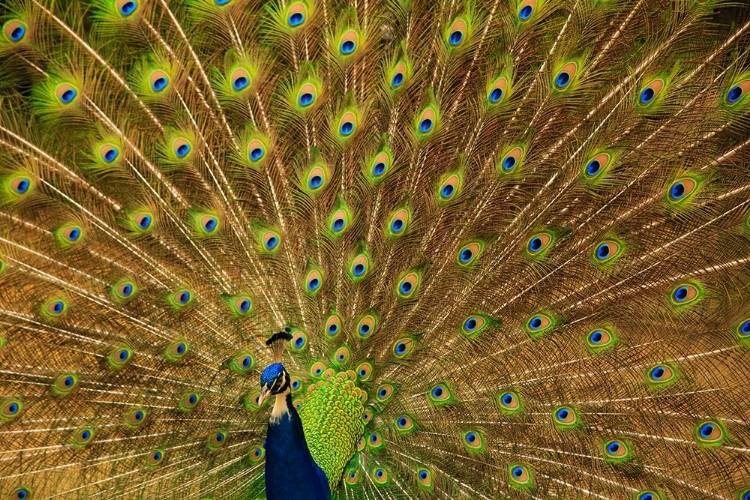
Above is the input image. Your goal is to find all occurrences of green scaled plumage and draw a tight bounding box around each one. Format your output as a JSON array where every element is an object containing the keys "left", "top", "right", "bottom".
[
  {"left": 298, "top": 372, "right": 365, "bottom": 493},
  {"left": 0, "top": 0, "right": 748, "bottom": 498}
]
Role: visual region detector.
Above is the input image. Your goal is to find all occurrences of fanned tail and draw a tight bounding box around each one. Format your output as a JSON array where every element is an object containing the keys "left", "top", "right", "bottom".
[{"left": 0, "top": 0, "right": 749, "bottom": 499}]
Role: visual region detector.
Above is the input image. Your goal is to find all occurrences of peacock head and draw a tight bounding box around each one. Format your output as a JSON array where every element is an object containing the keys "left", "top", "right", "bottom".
[
  {"left": 259, "top": 328, "right": 293, "bottom": 405},
  {"left": 259, "top": 362, "right": 290, "bottom": 405}
]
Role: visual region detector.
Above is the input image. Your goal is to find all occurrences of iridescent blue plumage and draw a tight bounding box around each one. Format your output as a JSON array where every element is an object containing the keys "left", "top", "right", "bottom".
[
  {"left": 260, "top": 362, "right": 284, "bottom": 388},
  {"left": 265, "top": 394, "right": 330, "bottom": 500}
]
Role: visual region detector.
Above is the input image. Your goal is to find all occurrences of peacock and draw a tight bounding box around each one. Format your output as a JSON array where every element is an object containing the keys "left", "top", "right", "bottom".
[{"left": 0, "top": 0, "right": 749, "bottom": 498}]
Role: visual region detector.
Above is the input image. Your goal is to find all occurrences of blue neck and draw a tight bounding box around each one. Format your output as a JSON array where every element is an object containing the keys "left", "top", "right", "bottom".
[{"left": 264, "top": 393, "right": 331, "bottom": 500}]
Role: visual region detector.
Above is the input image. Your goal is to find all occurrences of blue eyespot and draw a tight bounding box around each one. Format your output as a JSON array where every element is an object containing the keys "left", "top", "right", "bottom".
[
  {"left": 118, "top": 349, "right": 129, "bottom": 360},
  {"left": 555, "top": 72, "right": 570, "bottom": 89},
  {"left": 60, "top": 89, "right": 77, "bottom": 103},
  {"left": 295, "top": 337, "right": 304, "bottom": 347},
  {"left": 299, "top": 92, "right": 314, "bottom": 107},
  {"left": 52, "top": 301, "right": 64, "bottom": 314},
  {"left": 120, "top": 1, "right": 137, "bottom": 16},
  {"left": 308, "top": 278, "right": 320, "bottom": 290},
  {"left": 440, "top": 184, "right": 455, "bottom": 198},
  {"left": 449, "top": 31, "right": 463, "bottom": 46},
  {"left": 16, "top": 489, "right": 29, "bottom": 499},
  {"left": 741, "top": 320, "right": 750, "bottom": 336},
  {"left": 519, "top": 5, "right": 533, "bottom": 20},
  {"left": 81, "top": 429, "right": 91, "bottom": 440},
  {"left": 15, "top": 179, "right": 29, "bottom": 193},
  {"left": 650, "top": 366, "right": 665, "bottom": 380},
  {"left": 639, "top": 494, "right": 654, "bottom": 500},
  {"left": 189, "top": 394, "right": 197, "bottom": 404},
  {"left": 215, "top": 0, "right": 231, "bottom": 4},
  {"left": 134, "top": 410, "right": 144, "bottom": 421},
  {"left": 178, "top": 291, "right": 190, "bottom": 304},
  {"left": 265, "top": 236, "right": 278, "bottom": 249},
  {"left": 420, "top": 470, "right": 428, "bottom": 480},
  {"left": 340, "top": 121, "right": 354, "bottom": 136},
  {"left": 460, "top": 248, "right": 473, "bottom": 263},
  {"left": 309, "top": 175, "right": 323, "bottom": 189},
  {"left": 727, "top": 85, "right": 742, "bottom": 103},
  {"left": 332, "top": 218, "right": 345, "bottom": 232},
  {"left": 586, "top": 159, "right": 601, "bottom": 176},
  {"left": 176, "top": 343, "right": 186, "bottom": 354},
  {"left": 250, "top": 147, "right": 265, "bottom": 161},
  {"left": 673, "top": 286, "right": 688, "bottom": 302},
  {"left": 215, "top": 432, "right": 224, "bottom": 442},
  {"left": 400, "top": 281, "right": 413, "bottom": 294},
  {"left": 464, "top": 317, "right": 477, "bottom": 331},
  {"left": 233, "top": 76, "right": 249, "bottom": 91},
  {"left": 607, "top": 441, "right": 620, "bottom": 454},
  {"left": 512, "top": 466, "right": 524, "bottom": 478},
  {"left": 503, "top": 155, "right": 516, "bottom": 171},
  {"left": 528, "top": 236, "right": 542, "bottom": 252},
  {"left": 419, "top": 118, "right": 433, "bottom": 133},
  {"left": 392, "top": 73, "right": 404, "bottom": 87},
  {"left": 104, "top": 148, "right": 119, "bottom": 163},
  {"left": 241, "top": 356, "right": 251, "bottom": 368},
  {"left": 432, "top": 386, "right": 443, "bottom": 398},
  {"left": 138, "top": 215, "right": 151, "bottom": 229},
  {"left": 501, "top": 393, "right": 514, "bottom": 405},
  {"left": 596, "top": 243, "right": 610, "bottom": 260},
  {"left": 670, "top": 181, "right": 685, "bottom": 200},
  {"left": 465, "top": 432, "right": 477, "bottom": 444},
  {"left": 640, "top": 87, "right": 655, "bottom": 104},
  {"left": 395, "top": 342, "right": 406, "bottom": 354},
  {"left": 176, "top": 144, "right": 190, "bottom": 158},
  {"left": 288, "top": 12, "right": 304, "bottom": 27},
  {"left": 391, "top": 219, "right": 404, "bottom": 232},
  {"left": 328, "top": 324, "right": 338, "bottom": 335},
  {"left": 67, "top": 228, "right": 81, "bottom": 241},
  {"left": 353, "top": 264, "right": 365, "bottom": 276},
  {"left": 556, "top": 408, "right": 569, "bottom": 420},
  {"left": 292, "top": 380, "right": 300, "bottom": 389},
  {"left": 10, "top": 25, "right": 25, "bottom": 41},
  {"left": 489, "top": 88, "right": 503, "bottom": 103},
  {"left": 699, "top": 423, "right": 714, "bottom": 438},
  {"left": 341, "top": 40, "right": 355, "bottom": 55},
  {"left": 373, "top": 162, "right": 386, "bottom": 176},
  {"left": 359, "top": 324, "right": 371, "bottom": 335},
  {"left": 528, "top": 316, "right": 542, "bottom": 330},
  {"left": 204, "top": 217, "right": 218, "bottom": 232},
  {"left": 152, "top": 77, "right": 168, "bottom": 92},
  {"left": 375, "top": 469, "right": 384, "bottom": 478},
  {"left": 589, "top": 330, "right": 603, "bottom": 344},
  {"left": 8, "top": 402, "right": 19, "bottom": 414},
  {"left": 63, "top": 376, "right": 74, "bottom": 387},
  {"left": 398, "top": 417, "right": 407, "bottom": 427}
]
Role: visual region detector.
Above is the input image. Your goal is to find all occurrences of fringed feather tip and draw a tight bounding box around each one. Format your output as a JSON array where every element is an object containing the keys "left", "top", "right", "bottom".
[{"left": 266, "top": 327, "right": 292, "bottom": 363}]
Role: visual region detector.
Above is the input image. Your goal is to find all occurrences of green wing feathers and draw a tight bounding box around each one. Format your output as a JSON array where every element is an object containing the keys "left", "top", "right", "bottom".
[{"left": 299, "top": 372, "right": 365, "bottom": 491}]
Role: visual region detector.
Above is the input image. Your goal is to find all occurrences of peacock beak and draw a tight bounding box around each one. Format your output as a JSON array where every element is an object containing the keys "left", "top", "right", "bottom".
[{"left": 258, "top": 385, "right": 271, "bottom": 406}]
